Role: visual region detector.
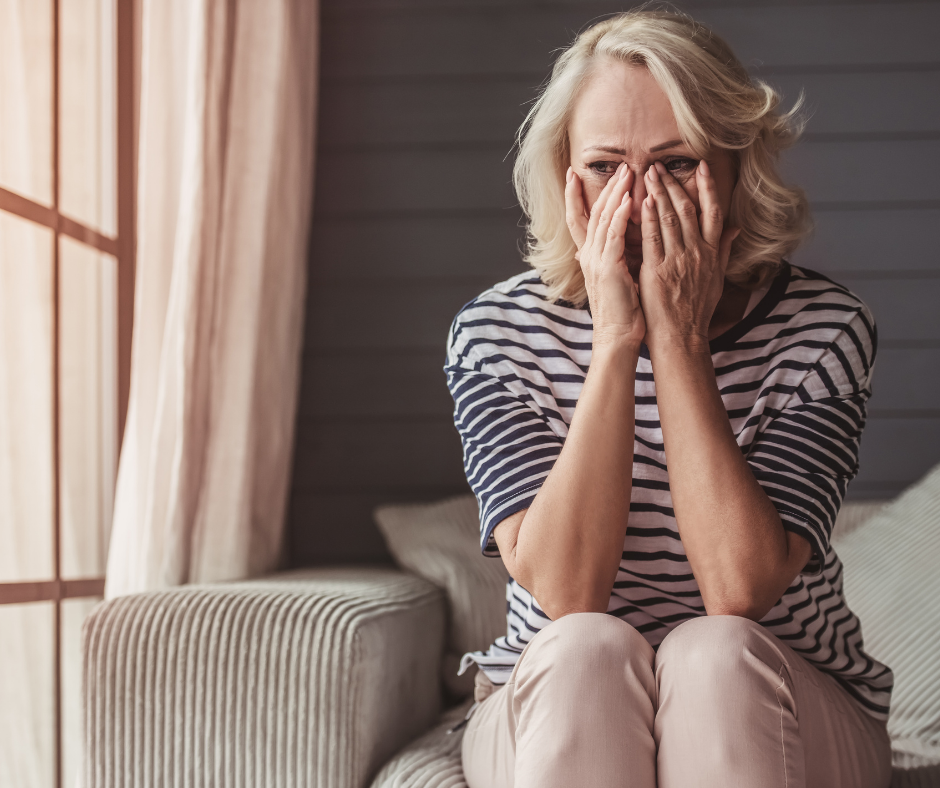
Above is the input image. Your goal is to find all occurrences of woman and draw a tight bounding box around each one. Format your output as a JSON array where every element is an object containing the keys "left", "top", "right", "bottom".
[{"left": 443, "top": 8, "right": 894, "bottom": 788}]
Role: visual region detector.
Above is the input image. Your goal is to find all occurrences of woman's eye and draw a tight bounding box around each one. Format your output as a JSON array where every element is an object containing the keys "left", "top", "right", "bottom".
[
  {"left": 587, "top": 161, "right": 619, "bottom": 176},
  {"left": 663, "top": 157, "right": 698, "bottom": 175}
]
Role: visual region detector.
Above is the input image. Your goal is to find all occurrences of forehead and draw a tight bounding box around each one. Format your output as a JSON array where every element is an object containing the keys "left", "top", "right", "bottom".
[{"left": 568, "top": 60, "right": 681, "bottom": 152}]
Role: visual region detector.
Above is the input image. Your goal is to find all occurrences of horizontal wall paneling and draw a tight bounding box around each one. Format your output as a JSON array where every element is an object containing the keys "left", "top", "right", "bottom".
[
  {"left": 320, "top": 4, "right": 940, "bottom": 80},
  {"left": 289, "top": 0, "right": 940, "bottom": 564}
]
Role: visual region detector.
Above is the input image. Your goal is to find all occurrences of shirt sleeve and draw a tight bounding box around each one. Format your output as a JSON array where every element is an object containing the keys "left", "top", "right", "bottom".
[
  {"left": 745, "top": 308, "right": 876, "bottom": 576},
  {"left": 444, "top": 314, "right": 565, "bottom": 557}
]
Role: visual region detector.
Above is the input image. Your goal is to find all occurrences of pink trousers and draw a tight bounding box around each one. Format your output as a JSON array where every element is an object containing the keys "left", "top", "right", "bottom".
[{"left": 461, "top": 613, "right": 892, "bottom": 788}]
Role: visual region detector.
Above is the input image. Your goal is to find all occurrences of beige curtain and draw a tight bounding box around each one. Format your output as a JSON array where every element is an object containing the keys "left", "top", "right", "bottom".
[
  {"left": 1, "top": 3, "right": 57, "bottom": 785},
  {"left": 105, "top": 0, "right": 319, "bottom": 597}
]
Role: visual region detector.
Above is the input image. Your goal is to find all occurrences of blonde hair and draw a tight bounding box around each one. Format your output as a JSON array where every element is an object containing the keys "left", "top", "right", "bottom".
[{"left": 512, "top": 6, "right": 812, "bottom": 307}]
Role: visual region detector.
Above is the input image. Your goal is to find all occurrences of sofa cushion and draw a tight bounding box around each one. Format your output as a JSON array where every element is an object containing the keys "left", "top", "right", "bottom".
[
  {"left": 374, "top": 494, "right": 507, "bottom": 700},
  {"left": 833, "top": 462, "right": 940, "bottom": 775},
  {"left": 369, "top": 699, "right": 473, "bottom": 788}
]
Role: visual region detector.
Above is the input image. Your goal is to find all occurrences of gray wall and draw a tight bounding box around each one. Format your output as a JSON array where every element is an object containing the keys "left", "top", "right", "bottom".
[{"left": 286, "top": 0, "right": 940, "bottom": 567}]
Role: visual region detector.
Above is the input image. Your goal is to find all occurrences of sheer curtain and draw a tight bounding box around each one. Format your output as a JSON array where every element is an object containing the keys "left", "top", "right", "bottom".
[
  {"left": 105, "top": 0, "right": 319, "bottom": 596},
  {"left": 1, "top": 2, "right": 57, "bottom": 785}
]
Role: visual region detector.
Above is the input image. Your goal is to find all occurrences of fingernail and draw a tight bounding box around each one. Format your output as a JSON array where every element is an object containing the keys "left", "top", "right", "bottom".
[
  {"left": 566, "top": 166, "right": 572, "bottom": 182},
  {"left": 619, "top": 164, "right": 629, "bottom": 181},
  {"left": 647, "top": 165, "right": 658, "bottom": 182},
  {"left": 645, "top": 194, "right": 654, "bottom": 208},
  {"left": 699, "top": 160, "right": 710, "bottom": 177},
  {"left": 654, "top": 161, "right": 667, "bottom": 176}
]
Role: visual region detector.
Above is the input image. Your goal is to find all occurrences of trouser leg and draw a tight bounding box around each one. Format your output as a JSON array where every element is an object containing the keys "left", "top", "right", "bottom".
[
  {"left": 461, "top": 612, "right": 658, "bottom": 788},
  {"left": 654, "top": 615, "right": 893, "bottom": 788}
]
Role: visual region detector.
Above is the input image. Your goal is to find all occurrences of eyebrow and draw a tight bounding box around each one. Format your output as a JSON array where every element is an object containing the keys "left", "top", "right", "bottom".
[{"left": 583, "top": 139, "right": 685, "bottom": 155}]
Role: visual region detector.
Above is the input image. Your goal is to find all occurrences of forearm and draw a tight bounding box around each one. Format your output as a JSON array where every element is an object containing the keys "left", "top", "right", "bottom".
[
  {"left": 650, "top": 342, "right": 793, "bottom": 619},
  {"left": 513, "top": 340, "right": 640, "bottom": 620}
]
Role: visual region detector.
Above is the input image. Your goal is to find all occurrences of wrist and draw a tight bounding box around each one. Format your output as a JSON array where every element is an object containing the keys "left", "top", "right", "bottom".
[
  {"left": 591, "top": 336, "right": 643, "bottom": 364},
  {"left": 647, "top": 332, "right": 711, "bottom": 357}
]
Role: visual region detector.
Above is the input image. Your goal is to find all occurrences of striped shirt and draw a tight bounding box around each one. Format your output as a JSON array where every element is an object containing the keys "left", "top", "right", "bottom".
[{"left": 443, "top": 261, "right": 894, "bottom": 722}]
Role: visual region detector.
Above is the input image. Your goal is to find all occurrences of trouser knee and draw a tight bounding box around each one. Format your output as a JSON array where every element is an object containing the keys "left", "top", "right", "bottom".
[{"left": 517, "top": 612, "right": 656, "bottom": 692}]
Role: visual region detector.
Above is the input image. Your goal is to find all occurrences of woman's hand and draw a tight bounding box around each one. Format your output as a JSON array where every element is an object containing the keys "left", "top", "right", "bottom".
[
  {"left": 638, "top": 159, "right": 740, "bottom": 354},
  {"left": 565, "top": 162, "right": 646, "bottom": 350}
]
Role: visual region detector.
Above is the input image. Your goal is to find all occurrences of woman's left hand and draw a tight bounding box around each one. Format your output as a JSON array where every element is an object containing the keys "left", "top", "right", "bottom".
[{"left": 637, "top": 159, "right": 740, "bottom": 354}]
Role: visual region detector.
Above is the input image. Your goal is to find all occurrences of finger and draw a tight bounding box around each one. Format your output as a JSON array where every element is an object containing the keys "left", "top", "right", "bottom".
[
  {"left": 564, "top": 166, "right": 589, "bottom": 252},
  {"left": 593, "top": 167, "right": 634, "bottom": 261},
  {"left": 584, "top": 163, "right": 628, "bottom": 252},
  {"left": 600, "top": 192, "right": 634, "bottom": 268},
  {"left": 605, "top": 195, "right": 643, "bottom": 315},
  {"left": 654, "top": 161, "right": 700, "bottom": 244},
  {"left": 696, "top": 159, "right": 724, "bottom": 249},
  {"left": 641, "top": 192, "right": 664, "bottom": 265},
  {"left": 645, "top": 165, "right": 683, "bottom": 254}
]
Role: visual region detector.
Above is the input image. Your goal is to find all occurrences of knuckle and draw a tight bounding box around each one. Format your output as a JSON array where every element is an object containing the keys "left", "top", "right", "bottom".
[
  {"left": 660, "top": 213, "right": 681, "bottom": 229},
  {"left": 708, "top": 206, "right": 723, "bottom": 224},
  {"left": 678, "top": 202, "right": 697, "bottom": 219}
]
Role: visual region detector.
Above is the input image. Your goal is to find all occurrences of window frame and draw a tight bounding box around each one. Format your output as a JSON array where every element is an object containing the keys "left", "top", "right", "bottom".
[{"left": 0, "top": 1, "right": 136, "bottom": 785}]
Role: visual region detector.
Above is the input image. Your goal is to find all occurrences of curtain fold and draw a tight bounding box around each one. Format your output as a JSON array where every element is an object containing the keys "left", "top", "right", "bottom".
[{"left": 105, "top": 0, "right": 319, "bottom": 597}]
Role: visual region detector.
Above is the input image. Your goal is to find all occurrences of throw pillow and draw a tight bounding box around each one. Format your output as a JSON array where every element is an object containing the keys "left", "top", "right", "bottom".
[
  {"left": 374, "top": 494, "right": 507, "bottom": 701},
  {"left": 832, "top": 499, "right": 890, "bottom": 541},
  {"left": 833, "top": 462, "right": 940, "bottom": 770}
]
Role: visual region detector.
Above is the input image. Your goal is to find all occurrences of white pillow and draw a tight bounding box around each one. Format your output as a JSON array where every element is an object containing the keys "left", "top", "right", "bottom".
[
  {"left": 833, "top": 463, "right": 940, "bottom": 770},
  {"left": 373, "top": 494, "right": 507, "bottom": 701},
  {"left": 832, "top": 499, "right": 891, "bottom": 540}
]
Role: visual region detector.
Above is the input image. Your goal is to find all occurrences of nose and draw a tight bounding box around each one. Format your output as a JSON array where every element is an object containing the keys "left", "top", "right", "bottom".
[{"left": 628, "top": 166, "right": 648, "bottom": 225}]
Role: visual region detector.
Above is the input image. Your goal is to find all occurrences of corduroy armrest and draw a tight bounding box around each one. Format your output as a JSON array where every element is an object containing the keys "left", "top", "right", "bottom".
[{"left": 82, "top": 566, "right": 446, "bottom": 788}]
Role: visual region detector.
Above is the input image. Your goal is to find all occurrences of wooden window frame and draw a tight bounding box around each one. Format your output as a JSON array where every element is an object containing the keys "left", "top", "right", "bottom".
[{"left": 0, "top": 1, "right": 136, "bottom": 786}]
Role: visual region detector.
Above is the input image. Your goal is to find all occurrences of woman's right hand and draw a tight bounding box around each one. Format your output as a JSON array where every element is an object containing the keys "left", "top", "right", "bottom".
[{"left": 565, "top": 162, "right": 646, "bottom": 350}]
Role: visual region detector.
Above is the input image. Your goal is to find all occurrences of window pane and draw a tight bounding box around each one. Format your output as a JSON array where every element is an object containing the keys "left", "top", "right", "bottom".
[
  {"left": 0, "top": 211, "right": 54, "bottom": 582},
  {"left": 0, "top": 601, "right": 55, "bottom": 788},
  {"left": 59, "top": 0, "right": 116, "bottom": 235},
  {"left": 60, "top": 236, "right": 116, "bottom": 579},
  {"left": 0, "top": 0, "right": 54, "bottom": 204},
  {"left": 62, "top": 597, "right": 102, "bottom": 788}
]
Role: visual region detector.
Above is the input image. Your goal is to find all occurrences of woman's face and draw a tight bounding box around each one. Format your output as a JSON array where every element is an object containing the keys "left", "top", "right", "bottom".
[{"left": 568, "top": 60, "right": 737, "bottom": 280}]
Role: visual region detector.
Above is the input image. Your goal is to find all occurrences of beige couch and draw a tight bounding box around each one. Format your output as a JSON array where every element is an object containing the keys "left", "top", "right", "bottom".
[{"left": 81, "top": 463, "right": 940, "bottom": 788}]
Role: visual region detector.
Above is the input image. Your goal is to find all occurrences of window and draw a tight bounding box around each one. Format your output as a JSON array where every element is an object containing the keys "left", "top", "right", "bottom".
[{"left": 0, "top": 1, "right": 135, "bottom": 785}]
